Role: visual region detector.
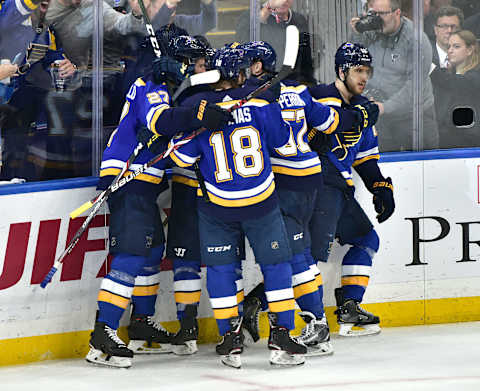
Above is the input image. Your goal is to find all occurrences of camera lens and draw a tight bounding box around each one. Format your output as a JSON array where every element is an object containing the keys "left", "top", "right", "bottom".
[{"left": 355, "top": 11, "right": 384, "bottom": 33}]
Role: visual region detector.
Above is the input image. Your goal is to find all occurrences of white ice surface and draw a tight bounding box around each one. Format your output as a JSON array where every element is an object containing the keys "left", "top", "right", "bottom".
[{"left": 1, "top": 322, "right": 480, "bottom": 391}]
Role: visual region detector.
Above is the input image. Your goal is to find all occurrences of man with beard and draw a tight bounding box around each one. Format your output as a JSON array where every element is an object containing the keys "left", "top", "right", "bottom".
[{"left": 308, "top": 42, "right": 395, "bottom": 337}]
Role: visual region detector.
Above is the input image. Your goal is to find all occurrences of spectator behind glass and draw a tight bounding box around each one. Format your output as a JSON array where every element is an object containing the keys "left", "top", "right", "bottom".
[
  {"left": 235, "top": 0, "right": 315, "bottom": 81},
  {"left": 425, "top": 0, "right": 452, "bottom": 45},
  {"left": 151, "top": 0, "right": 217, "bottom": 36},
  {"left": 431, "top": 6, "right": 463, "bottom": 68},
  {"left": 350, "top": 0, "right": 439, "bottom": 152},
  {"left": 430, "top": 30, "right": 480, "bottom": 148},
  {"left": 1, "top": 0, "right": 77, "bottom": 182}
]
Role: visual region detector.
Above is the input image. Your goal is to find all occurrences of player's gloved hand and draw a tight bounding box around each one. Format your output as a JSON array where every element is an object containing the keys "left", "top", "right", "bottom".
[
  {"left": 193, "top": 100, "right": 233, "bottom": 130},
  {"left": 307, "top": 129, "right": 330, "bottom": 154},
  {"left": 136, "top": 126, "right": 168, "bottom": 155},
  {"left": 352, "top": 101, "right": 379, "bottom": 130},
  {"left": 152, "top": 56, "right": 187, "bottom": 86},
  {"left": 371, "top": 177, "right": 395, "bottom": 223}
]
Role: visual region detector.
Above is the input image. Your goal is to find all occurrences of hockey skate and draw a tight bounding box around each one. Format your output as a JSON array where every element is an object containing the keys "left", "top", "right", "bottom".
[
  {"left": 242, "top": 296, "right": 261, "bottom": 346},
  {"left": 297, "top": 311, "right": 333, "bottom": 357},
  {"left": 268, "top": 312, "right": 306, "bottom": 366},
  {"left": 127, "top": 314, "right": 173, "bottom": 354},
  {"left": 86, "top": 322, "right": 133, "bottom": 368},
  {"left": 216, "top": 316, "right": 244, "bottom": 369},
  {"left": 334, "top": 287, "right": 381, "bottom": 337},
  {"left": 172, "top": 305, "right": 199, "bottom": 355}
]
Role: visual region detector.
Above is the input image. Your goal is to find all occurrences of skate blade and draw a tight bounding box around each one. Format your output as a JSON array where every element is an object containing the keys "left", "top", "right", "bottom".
[
  {"left": 269, "top": 350, "right": 305, "bottom": 367},
  {"left": 85, "top": 348, "right": 132, "bottom": 368},
  {"left": 127, "top": 340, "right": 172, "bottom": 354},
  {"left": 338, "top": 323, "right": 381, "bottom": 337},
  {"left": 221, "top": 354, "right": 242, "bottom": 369},
  {"left": 305, "top": 341, "right": 334, "bottom": 357},
  {"left": 172, "top": 340, "right": 198, "bottom": 356}
]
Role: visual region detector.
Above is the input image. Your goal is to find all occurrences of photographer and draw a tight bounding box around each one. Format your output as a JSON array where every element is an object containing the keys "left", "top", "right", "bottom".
[{"left": 350, "top": 0, "right": 439, "bottom": 152}]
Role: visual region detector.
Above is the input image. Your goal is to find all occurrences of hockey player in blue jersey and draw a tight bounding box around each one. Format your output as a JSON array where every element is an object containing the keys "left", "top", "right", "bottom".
[
  {"left": 239, "top": 41, "right": 380, "bottom": 356},
  {"left": 170, "top": 46, "right": 308, "bottom": 368},
  {"left": 308, "top": 42, "right": 395, "bottom": 337},
  {"left": 85, "top": 52, "right": 232, "bottom": 368}
]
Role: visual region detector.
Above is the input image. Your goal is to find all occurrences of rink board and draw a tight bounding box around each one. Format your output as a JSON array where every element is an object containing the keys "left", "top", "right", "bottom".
[{"left": 1, "top": 155, "right": 480, "bottom": 366}]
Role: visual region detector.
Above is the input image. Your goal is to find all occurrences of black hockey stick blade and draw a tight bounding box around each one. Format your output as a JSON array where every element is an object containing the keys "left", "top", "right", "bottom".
[{"left": 172, "top": 69, "right": 221, "bottom": 102}]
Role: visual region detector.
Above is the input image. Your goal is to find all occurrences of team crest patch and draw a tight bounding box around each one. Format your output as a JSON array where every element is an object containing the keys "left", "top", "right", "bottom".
[
  {"left": 146, "top": 236, "right": 153, "bottom": 249},
  {"left": 271, "top": 241, "right": 279, "bottom": 250}
]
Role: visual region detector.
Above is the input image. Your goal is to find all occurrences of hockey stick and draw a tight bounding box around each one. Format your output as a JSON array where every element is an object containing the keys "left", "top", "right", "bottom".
[
  {"left": 40, "top": 129, "right": 203, "bottom": 288},
  {"left": 172, "top": 70, "right": 221, "bottom": 102},
  {"left": 138, "top": 0, "right": 162, "bottom": 59},
  {"left": 40, "top": 26, "right": 299, "bottom": 289}
]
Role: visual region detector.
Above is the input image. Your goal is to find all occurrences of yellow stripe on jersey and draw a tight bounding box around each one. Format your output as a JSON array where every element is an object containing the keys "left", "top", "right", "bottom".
[
  {"left": 48, "top": 30, "right": 57, "bottom": 50},
  {"left": 24, "top": 0, "right": 38, "bottom": 10},
  {"left": 198, "top": 180, "right": 275, "bottom": 207},
  {"left": 132, "top": 285, "right": 159, "bottom": 296},
  {"left": 314, "top": 97, "right": 342, "bottom": 107},
  {"left": 341, "top": 276, "right": 370, "bottom": 287},
  {"left": 172, "top": 175, "right": 199, "bottom": 188},
  {"left": 149, "top": 105, "right": 169, "bottom": 136},
  {"left": 236, "top": 290, "right": 244, "bottom": 304},
  {"left": 213, "top": 306, "right": 239, "bottom": 320},
  {"left": 170, "top": 152, "right": 193, "bottom": 168},
  {"left": 352, "top": 154, "right": 380, "bottom": 167},
  {"left": 135, "top": 78, "right": 146, "bottom": 87},
  {"left": 175, "top": 291, "right": 202, "bottom": 304},
  {"left": 268, "top": 299, "right": 295, "bottom": 313},
  {"left": 98, "top": 290, "right": 130, "bottom": 309},
  {"left": 100, "top": 168, "right": 163, "bottom": 184},
  {"left": 323, "top": 108, "right": 340, "bottom": 134},
  {"left": 293, "top": 281, "right": 319, "bottom": 299},
  {"left": 271, "top": 164, "right": 322, "bottom": 176}
]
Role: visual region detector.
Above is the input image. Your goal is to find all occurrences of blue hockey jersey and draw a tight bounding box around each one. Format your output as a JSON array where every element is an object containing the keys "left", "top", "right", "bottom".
[
  {"left": 271, "top": 81, "right": 340, "bottom": 191},
  {"left": 309, "top": 82, "right": 380, "bottom": 189},
  {"left": 170, "top": 87, "right": 290, "bottom": 221}
]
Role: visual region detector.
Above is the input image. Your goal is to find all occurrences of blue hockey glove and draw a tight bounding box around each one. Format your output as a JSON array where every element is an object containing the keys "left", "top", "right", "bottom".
[
  {"left": 152, "top": 56, "right": 188, "bottom": 86},
  {"left": 352, "top": 101, "right": 379, "bottom": 131},
  {"left": 136, "top": 127, "right": 168, "bottom": 155},
  {"left": 372, "top": 177, "right": 395, "bottom": 223},
  {"left": 193, "top": 100, "right": 233, "bottom": 130}
]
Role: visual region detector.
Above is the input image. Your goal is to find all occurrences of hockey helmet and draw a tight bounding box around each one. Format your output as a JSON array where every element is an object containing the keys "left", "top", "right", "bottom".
[
  {"left": 334, "top": 42, "right": 373, "bottom": 78},
  {"left": 169, "top": 35, "right": 208, "bottom": 64},
  {"left": 212, "top": 47, "right": 250, "bottom": 80},
  {"left": 156, "top": 23, "right": 189, "bottom": 56},
  {"left": 241, "top": 41, "right": 277, "bottom": 73}
]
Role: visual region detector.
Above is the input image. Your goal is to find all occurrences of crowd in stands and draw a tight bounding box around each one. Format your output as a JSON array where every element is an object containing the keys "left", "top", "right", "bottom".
[{"left": 1, "top": 0, "right": 480, "bottom": 183}]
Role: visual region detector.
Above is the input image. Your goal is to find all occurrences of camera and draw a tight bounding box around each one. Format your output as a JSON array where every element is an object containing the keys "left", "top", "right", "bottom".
[{"left": 355, "top": 11, "right": 384, "bottom": 33}]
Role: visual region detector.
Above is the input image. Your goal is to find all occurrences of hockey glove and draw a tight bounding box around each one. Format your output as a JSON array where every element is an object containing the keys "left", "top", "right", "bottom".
[
  {"left": 193, "top": 100, "right": 233, "bottom": 130},
  {"left": 152, "top": 56, "right": 188, "bottom": 86},
  {"left": 352, "top": 101, "right": 379, "bottom": 131},
  {"left": 372, "top": 177, "right": 395, "bottom": 223},
  {"left": 136, "top": 126, "right": 168, "bottom": 155}
]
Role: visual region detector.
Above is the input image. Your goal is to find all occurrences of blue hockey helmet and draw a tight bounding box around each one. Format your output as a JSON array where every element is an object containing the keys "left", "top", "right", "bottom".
[
  {"left": 156, "top": 23, "right": 189, "bottom": 56},
  {"left": 169, "top": 35, "right": 208, "bottom": 64},
  {"left": 212, "top": 47, "right": 250, "bottom": 80},
  {"left": 240, "top": 41, "right": 277, "bottom": 73},
  {"left": 334, "top": 42, "right": 373, "bottom": 78}
]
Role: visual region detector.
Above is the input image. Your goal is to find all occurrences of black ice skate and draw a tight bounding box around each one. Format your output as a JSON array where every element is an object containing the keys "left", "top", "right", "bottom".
[
  {"left": 242, "top": 296, "right": 261, "bottom": 346},
  {"left": 216, "top": 316, "right": 244, "bottom": 369},
  {"left": 86, "top": 322, "right": 133, "bottom": 368},
  {"left": 334, "top": 287, "right": 381, "bottom": 337},
  {"left": 172, "top": 305, "right": 199, "bottom": 356},
  {"left": 297, "top": 311, "right": 333, "bottom": 357},
  {"left": 268, "top": 312, "right": 306, "bottom": 366},
  {"left": 127, "top": 314, "right": 173, "bottom": 354}
]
